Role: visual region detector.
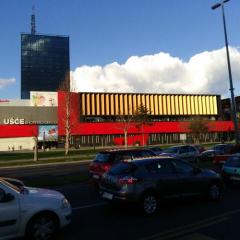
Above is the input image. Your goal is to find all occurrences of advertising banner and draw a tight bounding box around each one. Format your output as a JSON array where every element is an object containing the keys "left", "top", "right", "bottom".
[
  {"left": 38, "top": 125, "right": 58, "bottom": 141},
  {"left": 30, "top": 91, "right": 58, "bottom": 107}
]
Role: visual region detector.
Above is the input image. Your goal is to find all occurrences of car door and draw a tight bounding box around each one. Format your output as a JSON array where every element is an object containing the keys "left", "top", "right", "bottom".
[
  {"left": 171, "top": 159, "right": 204, "bottom": 197},
  {"left": 0, "top": 183, "right": 20, "bottom": 238},
  {"left": 145, "top": 160, "right": 179, "bottom": 198}
]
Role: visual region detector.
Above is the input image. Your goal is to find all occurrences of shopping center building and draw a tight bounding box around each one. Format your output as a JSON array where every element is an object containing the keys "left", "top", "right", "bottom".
[{"left": 0, "top": 91, "right": 234, "bottom": 151}]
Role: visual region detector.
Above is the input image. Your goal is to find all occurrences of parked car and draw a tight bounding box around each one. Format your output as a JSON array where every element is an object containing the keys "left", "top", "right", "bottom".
[
  {"left": 89, "top": 148, "right": 156, "bottom": 183},
  {"left": 222, "top": 154, "right": 240, "bottom": 185},
  {"left": 199, "top": 149, "right": 221, "bottom": 162},
  {"left": 212, "top": 144, "right": 233, "bottom": 155},
  {"left": 144, "top": 147, "right": 162, "bottom": 155},
  {"left": 0, "top": 178, "right": 71, "bottom": 240},
  {"left": 100, "top": 156, "right": 223, "bottom": 215},
  {"left": 160, "top": 145, "right": 199, "bottom": 163}
]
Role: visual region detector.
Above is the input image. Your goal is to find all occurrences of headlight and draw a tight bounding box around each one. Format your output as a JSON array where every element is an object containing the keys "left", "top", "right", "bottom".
[{"left": 61, "top": 198, "right": 70, "bottom": 208}]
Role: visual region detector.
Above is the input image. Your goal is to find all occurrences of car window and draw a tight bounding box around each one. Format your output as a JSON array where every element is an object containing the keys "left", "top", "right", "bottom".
[
  {"left": 0, "top": 188, "right": 5, "bottom": 202},
  {"left": 145, "top": 160, "right": 175, "bottom": 174},
  {"left": 172, "top": 159, "right": 194, "bottom": 173},
  {"left": 225, "top": 156, "right": 240, "bottom": 167},
  {"left": 94, "top": 153, "right": 112, "bottom": 162},
  {"left": 109, "top": 163, "right": 136, "bottom": 175},
  {"left": 179, "top": 147, "right": 188, "bottom": 154},
  {"left": 188, "top": 146, "right": 196, "bottom": 153},
  {"left": 163, "top": 147, "right": 179, "bottom": 154}
]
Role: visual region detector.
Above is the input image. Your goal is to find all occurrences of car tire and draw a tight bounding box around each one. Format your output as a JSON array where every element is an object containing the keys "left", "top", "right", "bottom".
[
  {"left": 25, "top": 212, "right": 58, "bottom": 240},
  {"left": 141, "top": 192, "right": 158, "bottom": 215},
  {"left": 208, "top": 184, "right": 221, "bottom": 201}
]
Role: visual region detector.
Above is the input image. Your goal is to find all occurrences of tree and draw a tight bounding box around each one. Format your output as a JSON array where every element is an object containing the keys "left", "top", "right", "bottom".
[
  {"left": 116, "top": 111, "right": 134, "bottom": 149},
  {"left": 188, "top": 117, "right": 209, "bottom": 143},
  {"left": 133, "top": 104, "right": 152, "bottom": 146},
  {"left": 33, "top": 135, "right": 38, "bottom": 161},
  {"left": 59, "top": 73, "right": 72, "bottom": 155}
]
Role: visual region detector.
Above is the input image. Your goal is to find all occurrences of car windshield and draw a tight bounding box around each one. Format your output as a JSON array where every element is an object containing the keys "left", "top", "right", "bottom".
[
  {"left": 0, "top": 178, "right": 21, "bottom": 193},
  {"left": 163, "top": 147, "right": 179, "bottom": 154},
  {"left": 94, "top": 153, "right": 111, "bottom": 162},
  {"left": 225, "top": 156, "right": 240, "bottom": 167},
  {"left": 109, "top": 162, "right": 136, "bottom": 175}
]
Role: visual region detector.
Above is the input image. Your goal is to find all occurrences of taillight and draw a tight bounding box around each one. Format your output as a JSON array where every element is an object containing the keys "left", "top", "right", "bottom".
[
  {"left": 119, "top": 176, "right": 139, "bottom": 185},
  {"left": 101, "top": 164, "right": 111, "bottom": 172}
]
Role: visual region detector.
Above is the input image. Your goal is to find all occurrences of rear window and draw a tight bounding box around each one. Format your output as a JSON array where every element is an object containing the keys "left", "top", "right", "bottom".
[
  {"left": 225, "top": 156, "right": 240, "bottom": 167},
  {"left": 163, "top": 147, "right": 179, "bottom": 154},
  {"left": 94, "top": 153, "right": 112, "bottom": 162},
  {"left": 109, "top": 163, "right": 136, "bottom": 175}
]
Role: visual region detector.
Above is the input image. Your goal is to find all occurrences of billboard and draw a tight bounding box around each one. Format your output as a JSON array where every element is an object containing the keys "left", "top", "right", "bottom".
[
  {"left": 38, "top": 125, "right": 58, "bottom": 141},
  {"left": 30, "top": 91, "right": 58, "bottom": 107}
]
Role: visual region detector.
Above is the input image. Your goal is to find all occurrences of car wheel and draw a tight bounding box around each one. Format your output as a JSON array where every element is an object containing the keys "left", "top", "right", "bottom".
[
  {"left": 141, "top": 193, "right": 158, "bottom": 215},
  {"left": 208, "top": 184, "right": 221, "bottom": 201},
  {"left": 26, "top": 213, "right": 58, "bottom": 240}
]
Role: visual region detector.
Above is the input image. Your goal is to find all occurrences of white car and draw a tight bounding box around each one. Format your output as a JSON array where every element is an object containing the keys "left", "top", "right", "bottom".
[{"left": 0, "top": 178, "right": 71, "bottom": 240}]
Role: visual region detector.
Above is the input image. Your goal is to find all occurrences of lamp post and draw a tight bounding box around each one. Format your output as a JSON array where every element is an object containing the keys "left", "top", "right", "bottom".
[{"left": 211, "top": 0, "right": 239, "bottom": 144}]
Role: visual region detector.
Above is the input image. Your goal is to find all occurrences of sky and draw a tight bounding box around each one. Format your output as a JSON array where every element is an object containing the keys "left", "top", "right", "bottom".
[{"left": 1, "top": 0, "right": 240, "bottom": 99}]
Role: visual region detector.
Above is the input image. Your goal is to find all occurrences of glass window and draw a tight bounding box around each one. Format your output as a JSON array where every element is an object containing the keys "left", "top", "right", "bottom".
[
  {"left": 109, "top": 163, "right": 136, "bottom": 175},
  {"left": 172, "top": 159, "right": 194, "bottom": 173},
  {"left": 146, "top": 160, "right": 174, "bottom": 174},
  {"left": 225, "top": 156, "right": 240, "bottom": 167},
  {"left": 94, "top": 153, "right": 111, "bottom": 163}
]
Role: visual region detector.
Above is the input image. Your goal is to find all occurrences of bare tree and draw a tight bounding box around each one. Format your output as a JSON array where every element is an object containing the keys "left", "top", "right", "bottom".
[
  {"left": 188, "top": 117, "right": 209, "bottom": 144},
  {"left": 116, "top": 111, "right": 134, "bottom": 149},
  {"left": 59, "top": 73, "right": 72, "bottom": 155},
  {"left": 133, "top": 104, "right": 152, "bottom": 146},
  {"left": 33, "top": 136, "right": 38, "bottom": 161}
]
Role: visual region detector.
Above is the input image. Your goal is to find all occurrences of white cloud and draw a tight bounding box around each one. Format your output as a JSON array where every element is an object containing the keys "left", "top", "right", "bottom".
[
  {"left": 71, "top": 47, "right": 240, "bottom": 97},
  {"left": 0, "top": 78, "right": 15, "bottom": 89}
]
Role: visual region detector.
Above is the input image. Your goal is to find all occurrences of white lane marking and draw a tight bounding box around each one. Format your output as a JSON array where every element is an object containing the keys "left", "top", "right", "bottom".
[{"left": 72, "top": 202, "right": 107, "bottom": 210}]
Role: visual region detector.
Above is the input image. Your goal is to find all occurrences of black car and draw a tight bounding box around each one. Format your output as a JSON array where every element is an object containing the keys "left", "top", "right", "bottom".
[
  {"left": 100, "top": 156, "right": 223, "bottom": 215},
  {"left": 89, "top": 148, "right": 156, "bottom": 183}
]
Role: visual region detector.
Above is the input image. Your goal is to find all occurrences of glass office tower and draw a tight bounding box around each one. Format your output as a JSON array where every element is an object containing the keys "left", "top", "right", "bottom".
[{"left": 21, "top": 33, "right": 70, "bottom": 99}]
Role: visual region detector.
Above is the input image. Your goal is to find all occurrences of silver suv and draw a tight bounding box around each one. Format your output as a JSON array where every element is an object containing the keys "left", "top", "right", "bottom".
[{"left": 100, "top": 157, "right": 222, "bottom": 215}]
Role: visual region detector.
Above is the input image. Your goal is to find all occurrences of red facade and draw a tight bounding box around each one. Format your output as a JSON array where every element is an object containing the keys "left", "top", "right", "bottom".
[{"left": 57, "top": 91, "right": 234, "bottom": 136}]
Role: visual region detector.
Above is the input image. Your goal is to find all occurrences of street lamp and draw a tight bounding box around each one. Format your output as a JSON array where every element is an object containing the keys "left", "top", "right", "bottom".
[{"left": 211, "top": 0, "right": 239, "bottom": 144}]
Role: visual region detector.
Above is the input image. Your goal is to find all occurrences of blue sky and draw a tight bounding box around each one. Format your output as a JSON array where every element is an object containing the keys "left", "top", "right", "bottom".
[{"left": 1, "top": 0, "right": 240, "bottom": 99}]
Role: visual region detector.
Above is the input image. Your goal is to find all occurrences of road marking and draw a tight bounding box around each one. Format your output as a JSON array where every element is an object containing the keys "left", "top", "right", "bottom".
[
  {"left": 176, "top": 233, "right": 216, "bottom": 240},
  {"left": 140, "top": 208, "right": 240, "bottom": 240},
  {"left": 72, "top": 202, "right": 106, "bottom": 210}
]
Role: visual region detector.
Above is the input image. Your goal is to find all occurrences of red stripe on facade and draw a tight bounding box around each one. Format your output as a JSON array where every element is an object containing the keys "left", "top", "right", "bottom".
[{"left": 0, "top": 125, "right": 38, "bottom": 138}]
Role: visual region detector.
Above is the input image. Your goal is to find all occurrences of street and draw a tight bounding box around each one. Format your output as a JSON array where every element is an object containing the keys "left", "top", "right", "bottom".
[
  {"left": 2, "top": 162, "right": 240, "bottom": 239},
  {"left": 52, "top": 182, "right": 240, "bottom": 240}
]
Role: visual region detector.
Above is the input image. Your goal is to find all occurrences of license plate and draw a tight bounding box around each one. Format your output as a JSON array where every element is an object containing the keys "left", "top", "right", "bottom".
[
  {"left": 102, "top": 192, "right": 113, "bottom": 200},
  {"left": 93, "top": 174, "right": 100, "bottom": 179},
  {"left": 230, "top": 176, "right": 240, "bottom": 181}
]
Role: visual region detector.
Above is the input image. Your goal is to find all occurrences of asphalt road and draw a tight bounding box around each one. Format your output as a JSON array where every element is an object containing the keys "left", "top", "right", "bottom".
[
  {"left": 0, "top": 161, "right": 90, "bottom": 181},
  {"left": 2, "top": 162, "right": 239, "bottom": 239},
  {"left": 48, "top": 182, "right": 240, "bottom": 240}
]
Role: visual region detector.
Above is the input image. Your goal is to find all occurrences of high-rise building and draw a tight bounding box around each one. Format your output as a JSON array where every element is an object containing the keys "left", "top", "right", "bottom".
[{"left": 21, "top": 33, "right": 70, "bottom": 99}]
